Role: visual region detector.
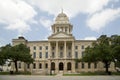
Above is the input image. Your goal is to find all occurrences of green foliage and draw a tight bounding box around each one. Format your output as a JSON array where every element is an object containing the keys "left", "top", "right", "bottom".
[
  {"left": 0, "top": 44, "right": 34, "bottom": 72},
  {"left": 81, "top": 35, "right": 113, "bottom": 73},
  {"left": 111, "top": 35, "right": 120, "bottom": 63}
]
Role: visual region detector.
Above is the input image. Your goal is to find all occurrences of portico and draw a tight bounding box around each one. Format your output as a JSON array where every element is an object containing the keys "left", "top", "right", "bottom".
[{"left": 48, "top": 40, "right": 75, "bottom": 74}]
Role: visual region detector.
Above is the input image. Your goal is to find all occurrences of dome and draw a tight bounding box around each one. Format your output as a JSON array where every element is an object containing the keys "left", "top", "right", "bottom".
[{"left": 55, "top": 12, "right": 69, "bottom": 24}]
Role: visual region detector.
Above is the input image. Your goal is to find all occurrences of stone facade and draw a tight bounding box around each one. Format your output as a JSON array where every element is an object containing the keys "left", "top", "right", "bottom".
[{"left": 12, "top": 12, "right": 115, "bottom": 74}]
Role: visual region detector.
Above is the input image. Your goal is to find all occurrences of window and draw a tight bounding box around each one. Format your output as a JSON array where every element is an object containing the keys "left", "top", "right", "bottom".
[
  {"left": 57, "top": 28, "right": 59, "bottom": 32},
  {"left": 75, "top": 62, "right": 78, "bottom": 69},
  {"left": 60, "top": 52, "right": 63, "bottom": 58},
  {"left": 33, "top": 63, "right": 36, "bottom": 69},
  {"left": 52, "top": 52, "right": 55, "bottom": 58},
  {"left": 60, "top": 46, "right": 63, "bottom": 50},
  {"left": 39, "top": 46, "right": 42, "bottom": 50},
  {"left": 39, "top": 52, "right": 42, "bottom": 58},
  {"left": 39, "top": 63, "right": 42, "bottom": 69},
  {"left": 52, "top": 47, "right": 55, "bottom": 50},
  {"left": 94, "top": 63, "right": 97, "bottom": 69},
  {"left": 27, "top": 64, "right": 30, "bottom": 69},
  {"left": 46, "top": 46, "right": 48, "bottom": 50},
  {"left": 46, "top": 52, "right": 48, "bottom": 58},
  {"left": 75, "top": 52, "right": 78, "bottom": 58},
  {"left": 75, "top": 46, "right": 78, "bottom": 49},
  {"left": 68, "top": 46, "right": 71, "bottom": 50},
  {"left": 81, "top": 45, "right": 84, "bottom": 49},
  {"left": 82, "top": 63, "right": 84, "bottom": 69},
  {"left": 18, "top": 62, "right": 21, "bottom": 68},
  {"left": 45, "top": 63, "right": 48, "bottom": 68},
  {"left": 82, "top": 51, "right": 85, "bottom": 58},
  {"left": 68, "top": 52, "right": 71, "bottom": 58},
  {"left": 33, "top": 52, "right": 36, "bottom": 59},
  {"left": 88, "top": 63, "right": 91, "bottom": 69},
  {"left": 65, "top": 27, "right": 67, "bottom": 32},
  {"left": 33, "top": 46, "right": 36, "bottom": 50}
]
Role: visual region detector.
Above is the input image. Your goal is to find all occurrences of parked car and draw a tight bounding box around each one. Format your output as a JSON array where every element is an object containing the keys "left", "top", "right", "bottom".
[{"left": 0, "top": 68, "right": 3, "bottom": 72}]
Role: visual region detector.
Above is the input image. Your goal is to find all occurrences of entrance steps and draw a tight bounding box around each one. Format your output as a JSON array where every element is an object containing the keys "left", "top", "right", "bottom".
[{"left": 56, "top": 71, "right": 63, "bottom": 76}]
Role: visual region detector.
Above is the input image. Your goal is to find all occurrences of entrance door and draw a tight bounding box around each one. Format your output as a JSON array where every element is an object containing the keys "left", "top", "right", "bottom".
[{"left": 59, "top": 62, "right": 64, "bottom": 70}]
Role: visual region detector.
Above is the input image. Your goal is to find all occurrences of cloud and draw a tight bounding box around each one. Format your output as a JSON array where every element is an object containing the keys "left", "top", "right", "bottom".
[
  {"left": 87, "top": 8, "right": 120, "bottom": 31},
  {"left": 39, "top": 17, "right": 52, "bottom": 30},
  {"left": 26, "top": 0, "right": 111, "bottom": 18},
  {"left": 0, "top": 0, "right": 37, "bottom": 35},
  {"left": 84, "top": 37, "right": 97, "bottom": 40}
]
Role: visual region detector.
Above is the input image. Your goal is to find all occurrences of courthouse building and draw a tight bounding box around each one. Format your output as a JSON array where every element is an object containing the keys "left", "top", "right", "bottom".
[{"left": 12, "top": 11, "right": 115, "bottom": 74}]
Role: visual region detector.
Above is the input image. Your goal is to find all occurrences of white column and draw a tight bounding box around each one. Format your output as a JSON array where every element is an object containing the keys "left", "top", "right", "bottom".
[
  {"left": 64, "top": 41, "right": 67, "bottom": 58},
  {"left": 56, "top": 41, "right": 58, "bottom": 58},
  {"left": 72, "top": 41, "right": 75, "bottom": 59},
  {"left": 48, "top": 42, "right": 51, "bottom": 74},
  {"left": 48, "top": 42, "right": 51, "bottom": 58}
]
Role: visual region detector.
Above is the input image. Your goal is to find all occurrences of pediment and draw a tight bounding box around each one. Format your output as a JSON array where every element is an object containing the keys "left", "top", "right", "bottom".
[{"left": 48, "top": 32, "right": 74, "bottom": 39}]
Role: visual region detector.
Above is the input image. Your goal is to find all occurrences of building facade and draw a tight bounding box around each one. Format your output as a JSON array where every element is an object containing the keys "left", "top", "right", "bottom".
[{"left": 12, "top": 12, "right": 115, "bottom": 74}]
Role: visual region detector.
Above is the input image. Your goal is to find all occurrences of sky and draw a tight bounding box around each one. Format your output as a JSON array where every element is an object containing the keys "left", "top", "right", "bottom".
[{"left": 0, "top": 0, "right": 120, "bottom": 47}]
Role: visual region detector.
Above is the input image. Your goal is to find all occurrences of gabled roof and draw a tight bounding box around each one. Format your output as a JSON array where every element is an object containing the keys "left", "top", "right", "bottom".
[{"left": 48, "top": 32, "right": 74, "bottom": 39}]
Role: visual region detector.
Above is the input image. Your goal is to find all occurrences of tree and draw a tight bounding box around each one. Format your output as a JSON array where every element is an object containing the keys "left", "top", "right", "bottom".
[
  {"left": 0, "top": 51, "right": 6, "bottom": 66},
  {"left": 1, "top": 44, "right": 34, "bottom": 72},
  {"left": 111, "top": 35, "right": 120, "bottom": 68},
  {"left": 81, "top": 35, "right": 113, "bottom": 73},
  {"left": 0, "top": 44, "right": 11, "bottom": 66}
]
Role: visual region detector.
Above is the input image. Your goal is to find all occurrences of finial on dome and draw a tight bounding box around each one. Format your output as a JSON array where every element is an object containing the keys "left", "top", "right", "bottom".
[{"left": 61, "top": 8, "right": 63, "bottom": 13}]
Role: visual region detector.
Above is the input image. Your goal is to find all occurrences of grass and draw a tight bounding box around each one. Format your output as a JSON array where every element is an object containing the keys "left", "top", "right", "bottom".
[
  {"left": 63, "top": 72, "right": 120, "bottom": 76},
  {"left": 0, "top": 71, "right": 31, "bottom": 75},
  {"left": 0, "top": 72, "right": 10, "bottom": 75}
]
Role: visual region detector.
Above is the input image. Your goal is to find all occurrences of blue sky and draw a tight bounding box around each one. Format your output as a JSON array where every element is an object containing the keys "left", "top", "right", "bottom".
[{"left": 0, "top": 0, "right": 120, "bottom": 46}]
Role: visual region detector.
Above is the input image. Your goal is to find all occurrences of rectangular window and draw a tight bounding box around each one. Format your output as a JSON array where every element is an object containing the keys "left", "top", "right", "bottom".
[
  {"left": 19, "top": 62, "right": 21, "bottom": 68},
  {"left": 88, "top": 63, "right": 91, "bottom": 69},
  {"left": 46, "top": 52, "right": 48, "bottom": 58},
  {"left": 39, "top": 46, "right": 42, "bottom": 50},
  {"left": 75, "top": 46, "right": 78, "bottom": 49},
  {"left": 33, "top": 52, "right": 36, "bottom": 59},
  {"left": 52, "top": 52, "right": 55, "bottom": 58},
  {"left": 27, "top": 64, "right": 30, "bottom": 69},
  {"left": 68, "top": 46, "right": 71, "bottom": 50},
  {"left": 33, "top": 63, "right": 36, "bottom": 69},
  {"left": 60, "top": 46, "right": 63, "bottom": 50},
  {"left": 75, "top": 52, "right": 78, "bottom": 58},
  {"left": 33, "top": 46, "right": 36, "bottom": 50},
  {"left": 60, "top": 52, "right": 63, "bottom": 58},
  {"left": 94, "top": 63, "right": 97, "bottom": 69},
  {"left": 46, "top": 46, "right": 48, "bottom": 50},
  {"left": 82, "top": 51, "right": 85, "bottom": 58},
  {"left": 68, "top": 52, "right": 71, "bottom": 58},
  {"left": 39, "top": 52, "right": 42, "bottom": 58},
  {"left": 39, "top": 63, "right": 42, "bottom": 69},
  {"left": 45, "top": 63, "right": 48, "bottom": 68},
  {"left": 52, "top": 46, "right": 55, "bottom": 50},
  {"left": 65, "top": 27, "right": 67, "bottom": 32},
  {"left": 75, "top": 62, "right": 78, "bottom": 69},
  {"left": 82, "top": 63, "right": 84, "bottom": 69},
  {"left": 81, "top": 45, "right": 84, "bottom": 49}
]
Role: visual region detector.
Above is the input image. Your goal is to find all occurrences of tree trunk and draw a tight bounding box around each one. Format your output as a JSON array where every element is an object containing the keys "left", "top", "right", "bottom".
[
  {"left": 14, "top": 61, "right": 18, "bottom": 72},
  {"left": 104, "top": 61, "right": 110, "bottom": 74}
]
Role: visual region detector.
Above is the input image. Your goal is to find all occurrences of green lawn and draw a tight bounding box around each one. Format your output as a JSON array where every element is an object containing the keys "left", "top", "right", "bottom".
[
  {"left": 63, "top": 72, "right": 120, "bottom": 76},
  {"left": 0, "top": 71, "right": 31, "bottom": 75}
]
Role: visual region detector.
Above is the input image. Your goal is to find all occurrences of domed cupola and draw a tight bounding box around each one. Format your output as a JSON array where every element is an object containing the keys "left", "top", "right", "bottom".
[
  {"left": 51, "top": 11, "right": 73, "bottom": 35},
  {"left": 55, "top": 12, "right": 69, "bottom": 24}
]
